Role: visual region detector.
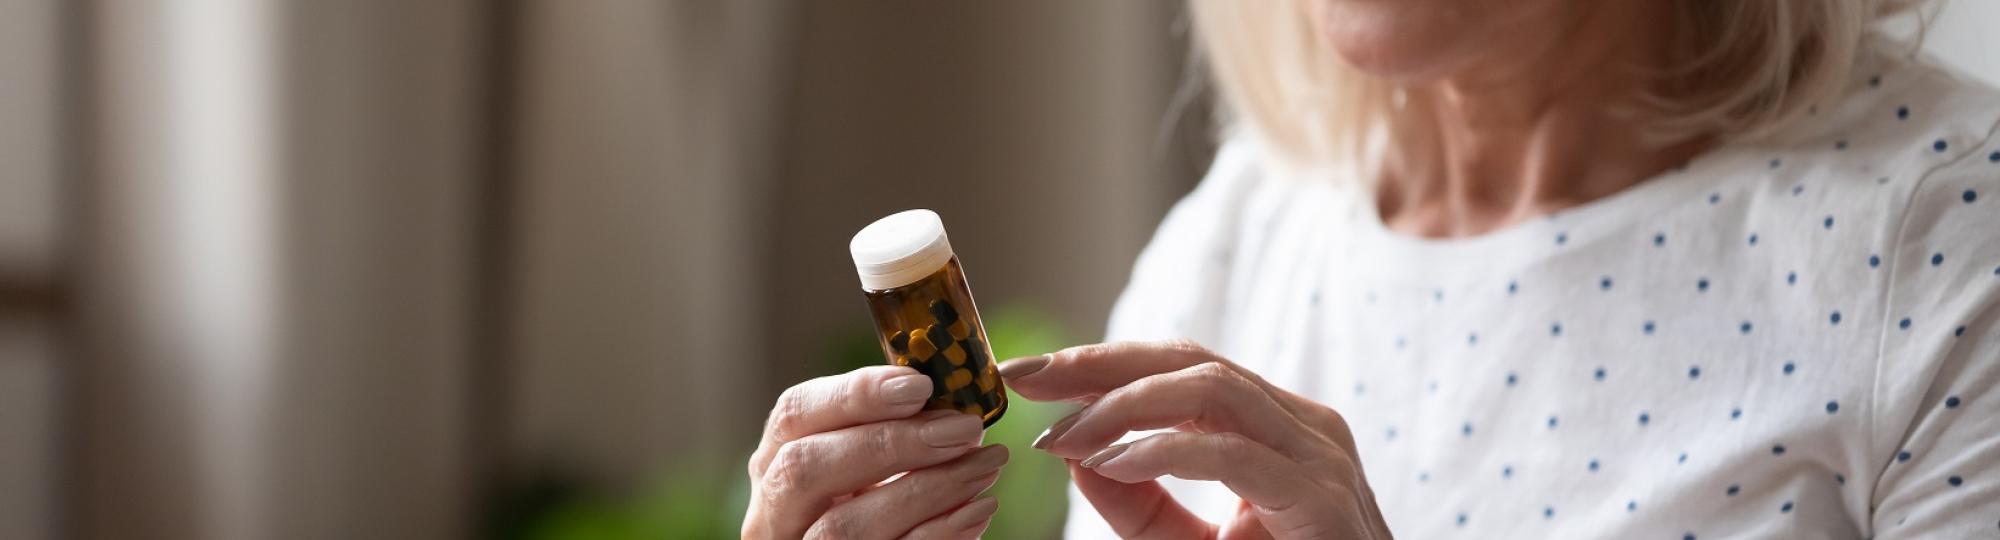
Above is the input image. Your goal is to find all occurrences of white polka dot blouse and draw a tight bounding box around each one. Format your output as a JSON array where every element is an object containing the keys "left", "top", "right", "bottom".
[{"left": 1065, "top": 38, "right": 2000, "bottom": 539}]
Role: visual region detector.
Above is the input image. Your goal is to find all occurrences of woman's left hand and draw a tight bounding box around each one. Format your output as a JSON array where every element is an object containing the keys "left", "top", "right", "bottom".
[{"left": 999, "top": 340, "right": 1393, "bottom": 539}]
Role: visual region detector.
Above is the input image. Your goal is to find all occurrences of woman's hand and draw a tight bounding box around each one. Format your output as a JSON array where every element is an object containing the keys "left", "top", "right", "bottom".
[
  {"left": 1000, "top": 341, "right": 1392, "bottom": 539},
  {"left": 743, "top": 365, "right": 1007, "bottom": 539}
]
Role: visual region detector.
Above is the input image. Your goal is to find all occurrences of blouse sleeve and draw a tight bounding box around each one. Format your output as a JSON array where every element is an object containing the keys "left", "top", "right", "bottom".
[{"left": 1868, "top": 123, "right": 2000, "bottom": 537}]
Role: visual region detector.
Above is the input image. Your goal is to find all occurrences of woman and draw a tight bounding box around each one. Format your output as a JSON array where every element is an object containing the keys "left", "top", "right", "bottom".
[{"left": 743, "top": 0, "right": 2000, "bottom": 538}]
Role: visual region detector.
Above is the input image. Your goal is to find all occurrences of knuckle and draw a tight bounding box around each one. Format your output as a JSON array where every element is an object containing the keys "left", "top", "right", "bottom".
[
  {"left": 865, "top": 424, "right": 908, "bottom": 465},
  {"left": 1210, "top": 430, "right": 1252, "bottom": 445},
  {"left": 1323, "top": 407, "right": 1352, "bottom": 431},
  {"left": 1208, "top": 431, "right": 1256, "bottom": 453},
  {"left": 763, "top": 440, "right": 820, "bottom": 502},
  {"left": 846, "top": 367, "right": 884, "bottom": 399},
  {"left": 1158, "top": 339, "right": 1212, "bottom": 357},
  {"left": 1189, "top": 361, "right": 1244, "bottom": 388},
  {"left": 769, "top": 385, "right": 813, "bottom": 440}
]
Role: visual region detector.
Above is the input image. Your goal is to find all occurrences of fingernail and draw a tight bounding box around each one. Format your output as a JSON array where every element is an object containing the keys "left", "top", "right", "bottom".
[
  {"left": 998, "top": 354, "right": 1050, "bottom": 380},
  {"left": 1081, "top": 443, "right": 1130, "bottom": 469},
  {"left": 881, "top": 373, "right": 930, "bottom": 406},
  {"left": 964, "top": 444, "right": 1011, "bottom": 475},
  {"left": 1031, "top": 410, "right": 1083, "bottom": 450},
  {"left": 946, "top": 496, "right": 1001, "bottom": 530},
  {"left": 921, "top": 413, "right": 983, "bottom": 448}
]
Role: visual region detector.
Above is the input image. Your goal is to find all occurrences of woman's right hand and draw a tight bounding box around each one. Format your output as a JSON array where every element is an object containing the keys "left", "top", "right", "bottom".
[{"left": 743, "top": 365, "right": 1007, "bottom": 539}]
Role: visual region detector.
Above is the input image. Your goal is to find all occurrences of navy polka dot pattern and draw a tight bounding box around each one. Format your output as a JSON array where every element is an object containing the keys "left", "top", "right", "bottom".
[{"left": 1087, "top": 46, "right": 2000, "bottom": 540}]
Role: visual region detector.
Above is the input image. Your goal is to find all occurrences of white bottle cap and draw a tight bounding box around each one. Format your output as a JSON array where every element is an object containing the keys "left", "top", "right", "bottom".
[{"left": 849, "top": 209, "right": 955, "bottom": 291}]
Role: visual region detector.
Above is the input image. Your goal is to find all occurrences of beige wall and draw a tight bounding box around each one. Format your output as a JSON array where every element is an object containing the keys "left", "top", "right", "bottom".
[
  {"left": 502, "top": 0, "right": 787, "bottom": 484},
  {"left": 29, "top": 2, "right": 1211, "bottom": 538},
  {"left": 76, "top": 1, "right": 482, "bottom": 538},
  {"left": 502, "top": 1, "right": 1209, "bottom": 489},
  {"left": 0, "top": 0, "right": 57, "bottom": 538},
  {"left": 765, "top": 0, "right": 1209, "bottom": 398},
  {"left": 1891, "top": 1, "right": 2000, "bottom": 86},
  {"left": 13, "top": 2, "right": 1999, "bottom": 539}
]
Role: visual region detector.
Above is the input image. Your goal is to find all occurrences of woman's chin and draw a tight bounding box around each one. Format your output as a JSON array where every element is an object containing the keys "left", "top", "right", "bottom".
[{"left": 1313, "top": 4, "right": 1473, "bottom": 83}]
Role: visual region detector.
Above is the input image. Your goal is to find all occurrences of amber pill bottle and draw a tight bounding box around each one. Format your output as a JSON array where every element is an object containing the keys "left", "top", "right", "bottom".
[{"left": 849, "top": 209, "right": 1007, "bottom": 427}]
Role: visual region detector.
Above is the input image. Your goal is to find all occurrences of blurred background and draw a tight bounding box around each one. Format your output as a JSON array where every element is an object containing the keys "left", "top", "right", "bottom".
[{"left": 0, "top": 2, "right": 1993, "bottom": 539}]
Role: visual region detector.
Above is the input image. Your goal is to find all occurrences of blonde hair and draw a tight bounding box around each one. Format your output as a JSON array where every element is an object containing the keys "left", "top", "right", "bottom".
[{"left": 1188, "top": 0, "right": 1934, "bottom": 165}]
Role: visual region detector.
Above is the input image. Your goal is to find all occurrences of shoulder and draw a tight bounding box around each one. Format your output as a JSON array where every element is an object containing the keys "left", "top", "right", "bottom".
[
  {"left": 1744, "top": 36, "right": 2000, "bottom": 283},
  {"left": 1812, "top": 38, "right": 2000, "bottom": 473},
  {"left": 1757, "top": 36, "right": 2000, "bottom": 186},
  {"left": 1849, "top": 41, "right": 2000, "bottom": 311}
]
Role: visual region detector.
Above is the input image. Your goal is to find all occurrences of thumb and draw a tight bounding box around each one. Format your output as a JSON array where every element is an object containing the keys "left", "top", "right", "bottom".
[{"left": 1068, "top": 459, "right": 1215, "bottom": 539}]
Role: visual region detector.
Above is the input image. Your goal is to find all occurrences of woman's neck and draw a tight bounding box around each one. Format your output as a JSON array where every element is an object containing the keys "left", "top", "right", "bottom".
[{"left": 1374, "top": 3, "right": 1709, "bottom": 239}]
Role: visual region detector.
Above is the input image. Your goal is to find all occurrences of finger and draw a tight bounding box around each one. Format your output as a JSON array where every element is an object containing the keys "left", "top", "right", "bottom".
[
  {"left": 900, "top": 497, "right": 999, "bottom": 540},
  {"left": 752, "top": 411, "right": 985, "bottom": 538},
  {"left": 808, "top": 444, "right": 1008, "bottom": 540},
  {"left": 1036, "top": 362, "right": 1314, "bottom": 460},
  {"left": 1068, "top": 459, "right": 1214, "bottom": 540},
  {"left": 752, "top": 365, "right": 933, "bottom": 477},
  {"left": 999, "top": 341, "right": 1215, "bottom": 401},
  {"left": 1003, "top": 341, "right": 1356, "bottom": 452},
  {"left": 1085, "top": 432, "right": 1368, "bottom": 539},
  {"left": 1084, "top": 432, "right": 1309, "bottom": 509}
]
